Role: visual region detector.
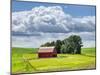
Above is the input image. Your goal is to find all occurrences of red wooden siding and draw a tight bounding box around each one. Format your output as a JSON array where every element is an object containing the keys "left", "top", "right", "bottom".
[{"left": 38, "top": 47, "right": 57, "bottom": 58}]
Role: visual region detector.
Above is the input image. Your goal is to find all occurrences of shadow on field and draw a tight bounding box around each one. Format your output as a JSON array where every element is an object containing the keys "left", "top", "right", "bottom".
[{"left": 58, "top": 55, "right": 68, "bottom": 58}]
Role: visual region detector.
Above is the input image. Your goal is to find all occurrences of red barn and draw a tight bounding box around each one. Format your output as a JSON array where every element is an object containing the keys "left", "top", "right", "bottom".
[{"left": 38, "top": 47, "right": 57, "bottom": 58}]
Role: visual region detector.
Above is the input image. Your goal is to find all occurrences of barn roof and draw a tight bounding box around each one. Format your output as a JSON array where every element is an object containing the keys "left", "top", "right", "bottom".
[{"left": 38, "top": 47, "right": 55, "bottom": 53}]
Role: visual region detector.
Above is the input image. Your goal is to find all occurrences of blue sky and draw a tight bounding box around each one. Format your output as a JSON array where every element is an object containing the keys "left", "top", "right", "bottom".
[
  {"left": 12, "top": 0, "right": 96, "bottom": 17},
  {"left": 12, "top": 0, "right": 96, "bottom": 48}
]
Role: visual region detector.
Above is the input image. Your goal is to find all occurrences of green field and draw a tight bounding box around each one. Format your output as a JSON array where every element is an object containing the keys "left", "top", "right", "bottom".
[{"left": 12, "top": 47, "right": 96, "bottom": 74}]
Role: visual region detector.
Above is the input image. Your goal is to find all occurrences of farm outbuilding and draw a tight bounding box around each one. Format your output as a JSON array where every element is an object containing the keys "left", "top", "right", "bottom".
[{"left": 38, "top": 47, "right": 57, "bottom": 58}]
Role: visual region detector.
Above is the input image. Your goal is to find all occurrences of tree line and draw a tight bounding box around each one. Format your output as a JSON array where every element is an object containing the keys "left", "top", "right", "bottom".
[{"left": 41, "top": 35, "right": 83, "bottom": 54}]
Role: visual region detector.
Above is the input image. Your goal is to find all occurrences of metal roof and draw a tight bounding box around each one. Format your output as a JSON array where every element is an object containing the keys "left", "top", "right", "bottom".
[{"left": 38, "top": 47, "right": 55, "bottom": 53}]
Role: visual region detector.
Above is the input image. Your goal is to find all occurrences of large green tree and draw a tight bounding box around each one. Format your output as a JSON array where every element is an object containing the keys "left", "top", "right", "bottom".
[
  {"left": 66, "top": 35, "right": 83, "bottom": 54},
  {"left": 55, "top": 40, "right": 62, "bottom": 53}
]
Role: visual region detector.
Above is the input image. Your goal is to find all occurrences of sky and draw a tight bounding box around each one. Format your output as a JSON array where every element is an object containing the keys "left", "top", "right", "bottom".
[
  {"left": 12, "top": 0, "right": 96, "bottom": 48},
  {"left": 12, "top": 0, "right": 95, "bottom": 17}
]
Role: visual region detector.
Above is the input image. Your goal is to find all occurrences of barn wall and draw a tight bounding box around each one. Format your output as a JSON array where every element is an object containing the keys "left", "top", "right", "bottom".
[{"left": 38, "top": 52, "right": 57, "bottom": 58}]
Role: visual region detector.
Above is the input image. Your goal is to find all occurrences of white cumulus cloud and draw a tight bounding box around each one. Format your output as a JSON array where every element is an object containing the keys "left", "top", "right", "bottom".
[{"left": 12, "top": 6, "right": 96, "bottom": 48}]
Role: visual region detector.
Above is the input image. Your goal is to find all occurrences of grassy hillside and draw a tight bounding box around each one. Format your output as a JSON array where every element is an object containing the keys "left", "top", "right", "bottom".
[
  {"left": 82, "top": 48, "right": 96, "bottom": 56},
  {"left": 12, "top": 47, "right": 38, "bottom": 54},
  {"left": 12, "top": 47, "right": 96, "bottom": 74}
]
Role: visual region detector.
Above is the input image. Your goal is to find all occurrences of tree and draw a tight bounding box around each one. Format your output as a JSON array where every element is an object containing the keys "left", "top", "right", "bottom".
[
  {"left": 67, "top": 35, "right": 83, "bottom": 54},
  {"left": 55, "top": 40, "right": 62, "bottom": 53},
  {"left": 61, "top": 45, "right": 66, "bottom": 53},
  {"left": 41, "top": 42, "right": 51, "bottom": 47},
  {"left": 50, "top": 41, "right": 55, "bottom": 46},
  {"left": 41, "top": 35, "right": 83, "bottom": 54},
  {"left": 41, "top": 41, "right": 56, "bottom": 47}
]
